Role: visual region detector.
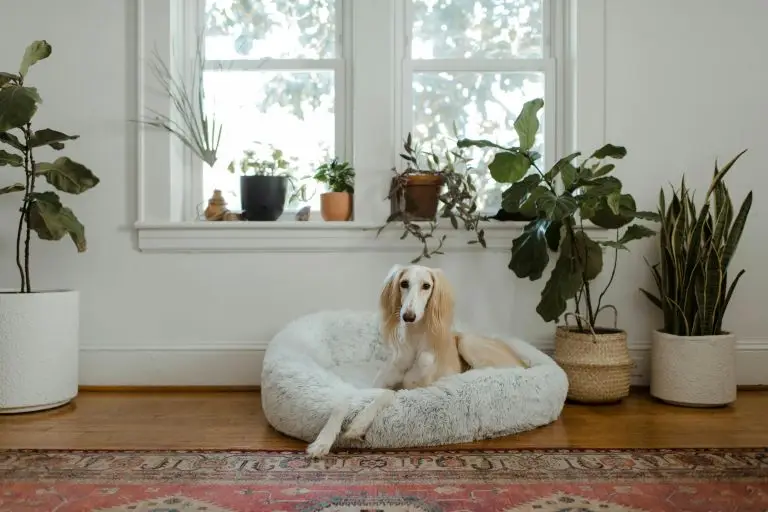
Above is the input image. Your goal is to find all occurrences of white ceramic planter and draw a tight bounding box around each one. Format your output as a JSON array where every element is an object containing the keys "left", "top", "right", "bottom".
[
  {"left": 650, "top": 330, "right": 736, "bottom": 407},
  {"left": 0, "top": 290, "right": 79, "bottom": 414}
]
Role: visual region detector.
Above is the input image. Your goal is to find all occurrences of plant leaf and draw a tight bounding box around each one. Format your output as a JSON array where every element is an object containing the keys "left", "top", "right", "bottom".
[
  {"left": 588, "top": 194, "right": 636, "bottom": 229},
  {"left": 0, "top": 72, "right": 20, "bottom": 87},
  {"left": 30, "top": 128, "right": 79, "bottom": 150},
  {"left": 590, "top": 144, "right": 627, "bottom": 160},
  {"left": 0, "top": 131, "right": 25, "bottom": 151},
  {"left": 509, "top": 219, "right": 551, "bottom": 281},
  {"left": 513, "top": 98, "right": 544, "bottom": 151},
  {"left": 36, "top": 157, "right": 100, "bottom": 194},
  {"left": 455, "top": 138, "right": 511, "bottom": 151},
  {"left": 0, "top": 149, "right": 23, "bottom": 167},
  {"left": 18, "top": 40, "right": 52, "bottom": 78},
  {"left": 592, "top": 163, "right": 616, "bottom": 178},
  {"left": 639, "top": 288, "right": 663, "bottom": 309},
  {"left": 545, "top": 152, "right": 581, "bottom": 181},
  {"left": 500, "top": 174, "right": 541, "bottom": 213},
  {"left": 538, "top": 192, "right": 578, "bottom": 221},
  {"left": 0, "top": 85, "right": 39, "bottom": 131},
  {"left": 28, "top": 191, "right": 87, "bottom": 251},
  {"left": 0, "top": 183, "right": 25, "bottom": 194},
  {"left": 488, "top": 151, "right": 531, "bottom": 183},
  {"left": 573, "top": 230, "right": 603, "bottom": 281},
  {"left": 536, "top": 242, "right": 583, "bottom": 323},
  {"left": 619, "top": 224, "right": 656, "bottom": 244}
]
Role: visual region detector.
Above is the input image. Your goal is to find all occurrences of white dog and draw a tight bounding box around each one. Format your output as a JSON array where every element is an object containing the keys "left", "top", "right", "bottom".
[{"left": 305, "top": 264, "right": 527, "bottom": 457}]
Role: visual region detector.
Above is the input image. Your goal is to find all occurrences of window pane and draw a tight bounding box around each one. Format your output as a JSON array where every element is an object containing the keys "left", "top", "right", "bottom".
[
  {"left": 202, "top": 70, "right": 335, "bottom": 213},
  {"left": 411, "top": 0, "right": 543, "bottom": 59},
  {"left": 205, "top": 0, "right": 336, "bottom": 60},
  {"left": 412, "top": 71, "right": 544, "bottom": 212}
]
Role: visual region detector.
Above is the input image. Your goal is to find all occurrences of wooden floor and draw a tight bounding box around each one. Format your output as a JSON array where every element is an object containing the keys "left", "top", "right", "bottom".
[{"left": 1, "top": 389, "right": 766, "bottom": 451}]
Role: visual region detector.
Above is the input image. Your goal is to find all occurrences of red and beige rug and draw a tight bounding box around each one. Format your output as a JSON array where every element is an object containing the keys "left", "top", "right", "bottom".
[{"left": 1, "top": 448, "right": 767, "bottom": 511}]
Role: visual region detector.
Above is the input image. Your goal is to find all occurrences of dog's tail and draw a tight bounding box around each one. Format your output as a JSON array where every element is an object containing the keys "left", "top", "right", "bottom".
[{"left": 456, "top": 333, "right": 529, "bottom": 370}]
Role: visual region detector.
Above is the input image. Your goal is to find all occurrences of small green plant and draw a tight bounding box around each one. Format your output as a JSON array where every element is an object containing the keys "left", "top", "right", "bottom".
[
  {"left": 459, "top": 98, "right": 659, "bottom": 331},
  {"left": 376, "top": 132, "right": 487, "bottom": 263},
  {"left": 228, "top": 144, "right": 311, "bottom": 203},
  {"left": 137, "top": 34, "right": 222, "bottom": 167},
  {"left": 0, "top": 40, "right": 100, "bottom": 293},
  {"left": 640, "top": 151, "right": 752, "bottom": 336},
  {"left": 312, "top": 158, "right": 354, "bottom": 194}
]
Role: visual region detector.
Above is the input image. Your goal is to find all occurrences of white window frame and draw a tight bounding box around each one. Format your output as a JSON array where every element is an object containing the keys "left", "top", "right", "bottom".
[{"left": 134, "top": 0, "right": 608, "bottom": 253}]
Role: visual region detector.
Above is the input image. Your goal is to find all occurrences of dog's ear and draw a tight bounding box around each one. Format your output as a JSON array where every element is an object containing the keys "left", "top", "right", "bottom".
[
  {"left": 426, "top": 267, "right": 454, "bottom": 337},
  {"left": 379, "top": 264, "right": 404, "bottom": 319}
]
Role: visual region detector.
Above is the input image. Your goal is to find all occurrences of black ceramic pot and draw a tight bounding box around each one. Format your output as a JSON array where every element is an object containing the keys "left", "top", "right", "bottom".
[{"left": 240, "top": 175, "right": 288, "bottom": 221}]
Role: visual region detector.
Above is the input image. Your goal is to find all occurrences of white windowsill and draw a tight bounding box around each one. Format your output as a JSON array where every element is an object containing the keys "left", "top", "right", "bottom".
[{"left": 134, "top": 220, "right": 611, "bottom": 253}]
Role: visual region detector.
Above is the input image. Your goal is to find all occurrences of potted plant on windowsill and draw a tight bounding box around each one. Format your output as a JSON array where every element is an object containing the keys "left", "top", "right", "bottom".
[
  {"left": 312, "top": 157, "right": 354, "bottom": 221},
  {"left": 459, "top": 98, "right": 660, "bottom": 403},
  {"left": 228, "top": 145, "right": 309, "bottom": 221},
  {"left": 389, "top": 133, "right": 444, "bottom": 221},
  {"left": 0, "top": 41, "right": 100, "bottom": 414},
  {"left": 640, "top": 151, "right": 752, "bottom": 407}
]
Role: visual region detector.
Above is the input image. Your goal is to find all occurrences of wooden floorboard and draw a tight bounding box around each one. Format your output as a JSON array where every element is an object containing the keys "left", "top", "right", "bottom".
[{"left": 1, "top": 389, "right": 766, "bottom": 451}]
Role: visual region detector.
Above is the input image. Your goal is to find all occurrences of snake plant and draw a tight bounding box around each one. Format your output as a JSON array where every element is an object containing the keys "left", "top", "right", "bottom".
[{"left": 640, "top": 150, "right": 752, "bottom": 336}]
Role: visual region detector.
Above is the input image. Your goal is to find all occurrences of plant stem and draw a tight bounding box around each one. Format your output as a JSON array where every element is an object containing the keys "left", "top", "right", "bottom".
[
  {"left": 23, "top": 123, "right": 36, "bottom": 293},
  {"left": 595, "top": 232, "right": 620, "bottom": 323},
  {"left": 16, "top": 135, "right": 30, "bottom": 293}
]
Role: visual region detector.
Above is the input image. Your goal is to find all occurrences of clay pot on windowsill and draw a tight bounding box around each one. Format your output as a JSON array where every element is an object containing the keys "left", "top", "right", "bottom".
[
  {"left": 320, "top": 191, "right": 353, "bottom": 221},
  {"left": 390, "top": 173, "right": 443, "bottom": 221}
]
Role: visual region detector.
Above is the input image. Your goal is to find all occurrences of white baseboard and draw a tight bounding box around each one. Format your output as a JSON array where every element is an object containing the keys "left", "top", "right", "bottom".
[{"left": 78, "top": 340, "right": 768, "bottom": 387}]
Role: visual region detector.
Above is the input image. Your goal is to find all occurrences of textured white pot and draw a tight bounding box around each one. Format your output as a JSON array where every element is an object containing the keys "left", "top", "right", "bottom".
[
  {"left": 650, "top": 330, "right": 736, "bottom": 407},
  {"left": 0, "top": 290, "right": 79, "bottom": 414}
]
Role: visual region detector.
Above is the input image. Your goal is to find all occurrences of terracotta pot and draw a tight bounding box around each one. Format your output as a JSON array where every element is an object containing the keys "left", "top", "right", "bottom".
[
  {"left": 650, "top": 330, "right": 736, "bottom": 407},
  {"left": 320, "top": 191, "right": 353, "bottom": 221},
  {"left": 391, "top": 174, "right": 443, "bottom": 221}
]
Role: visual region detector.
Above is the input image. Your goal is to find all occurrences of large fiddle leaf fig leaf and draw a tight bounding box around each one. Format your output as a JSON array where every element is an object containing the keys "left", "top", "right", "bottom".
[
  {"left": 488, "top": 151, "right": 531, "bottom": 183},
  {"left": 0, "top": 72, "right": 19, "bottom": 87},
  {"left": 0, "top": 183, "right": 25, "bottom": 194},
  {"left": 0, "top": 132, "right": 25, "bottom": 151},
  {"left": 545, "top": 152, "right": 580, "bottom": 181},
  {"left": 536, "top": 240, "right": 583, "bottom": 322},
  {"left": 513, "top": 98, "right": 544, "bottom": 151},
  {"left": 18, "top": 40, "right": 52, "bottom": 78},
  {"left": 538, "top": 191, "right": 579, "bottom": 221},
  {"left": 588, "top": 194, "right": 636, "bottom": 229},
  {"left": 0, "top": 149, "right": 22, "bottom": 167},
  {"left": 30, "top": 128, "right": 79, "bottom": 150},
  {"left": 456, "top": 138, "right": 510, "bottom": 151},
  {"left": 27, "top": 191, "right": 86, "bottom": 251},
  {"left": 0, "top": 85, "right": 39, "bottom": 131},
  {"left": 501, "top": 174, "right": 540, "bottom": 213},
  {"left": 572, "top": 230, "right": 603, "bottom": 281},
  {"left": 36, "top": 157, "right": 100, "bottom": 194},
  {"left": 590, "top": 143, "right": 627, "bottom": 160},
  {"left": 509, "top": 219, "right": 551, "bottom": 280}
]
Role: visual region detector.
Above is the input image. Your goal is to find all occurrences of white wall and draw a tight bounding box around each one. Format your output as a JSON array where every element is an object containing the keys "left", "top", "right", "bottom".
[{"left": 0, "top": 0, "right": 766, "bottom": 386}]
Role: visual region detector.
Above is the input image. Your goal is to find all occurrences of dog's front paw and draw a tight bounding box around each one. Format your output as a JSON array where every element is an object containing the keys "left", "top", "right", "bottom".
[
  {"left": 341, "top": 422, "right": 368, "bottom": 440},
  {"left": 306, "top": 439, "right": 333, "bottom": 458}
]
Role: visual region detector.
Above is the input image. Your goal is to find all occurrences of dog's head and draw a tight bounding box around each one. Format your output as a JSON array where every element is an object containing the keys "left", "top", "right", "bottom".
[{"left": 379, "top": 264, "right": 454, "bottom": 338}]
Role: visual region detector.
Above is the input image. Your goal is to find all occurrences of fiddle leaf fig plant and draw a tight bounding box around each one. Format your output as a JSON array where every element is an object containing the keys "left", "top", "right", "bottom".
[
  {"left": 459, "top": 98, "right": 659, "bottom": 331},
  {"left": 0, "top": 40, "right": 100, "bottom": 293}
]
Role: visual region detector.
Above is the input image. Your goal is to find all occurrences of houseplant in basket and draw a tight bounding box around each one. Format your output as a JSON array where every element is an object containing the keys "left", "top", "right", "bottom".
[
  {"left": 312, "top": 157, "right": 354, "bottom": 221},
  {"left": 227, "top": 144, "right": 310, "bottom": 221},
  {"left": 459, "top": 98, "right": 659, "bottom": 403},
  {"left": 0, "top": 41, "right": 100, "bottom": 413},
  {"left": 640, "top": 151, "right": 752, "bottom": 407}
]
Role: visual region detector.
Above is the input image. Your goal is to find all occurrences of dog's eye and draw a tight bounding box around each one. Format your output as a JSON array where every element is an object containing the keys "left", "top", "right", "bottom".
[
  {"left": 422, "top": 283, "right": 431, "bottom": 290},
  {"left": 400, "top": 281, "right": 409, "bottom": 289}
]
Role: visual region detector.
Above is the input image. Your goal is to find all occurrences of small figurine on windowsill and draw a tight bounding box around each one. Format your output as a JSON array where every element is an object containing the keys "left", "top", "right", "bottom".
[
  {"left": 204, "top": 189, "right": 241, "bottom": 221},
  {"left": 295, "top": 205, "right": 311, "bottom": 221}
]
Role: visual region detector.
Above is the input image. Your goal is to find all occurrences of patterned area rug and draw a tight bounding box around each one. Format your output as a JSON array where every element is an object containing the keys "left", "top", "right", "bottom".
[{"left": 1, "top": 448, "right": 767, "bottom": 511}]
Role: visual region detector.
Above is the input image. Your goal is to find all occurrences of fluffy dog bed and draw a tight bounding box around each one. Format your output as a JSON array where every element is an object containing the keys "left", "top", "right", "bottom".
[{"left": 261, "top": 310, "right": 568, "bottom": 449}]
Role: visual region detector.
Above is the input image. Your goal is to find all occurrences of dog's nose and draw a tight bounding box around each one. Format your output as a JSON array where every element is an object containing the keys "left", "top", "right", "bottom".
[{"left": 402, "top": 311, "right": 416, "bottom": 323}]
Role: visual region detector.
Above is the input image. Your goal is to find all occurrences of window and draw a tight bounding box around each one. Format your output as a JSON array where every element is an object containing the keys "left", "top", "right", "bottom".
[
  {"left": 135, "top": 0, "right": 573, "bottom": 251},
  {"left": 403, "top": 0, "right": 550, "bottom": 213},
  {"left": 199, "top": 0, "right": 346, "bottom": 216}
]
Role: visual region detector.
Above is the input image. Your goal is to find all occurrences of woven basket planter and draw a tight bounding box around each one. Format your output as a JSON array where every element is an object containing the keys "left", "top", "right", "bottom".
[{"left": 553, "top": 315, "right": 632, "bottom": 404}]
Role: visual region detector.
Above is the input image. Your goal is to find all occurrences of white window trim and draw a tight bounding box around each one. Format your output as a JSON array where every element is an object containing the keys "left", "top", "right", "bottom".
[{"left": 134, "top": 0, "right": 607, "bottom": 253}]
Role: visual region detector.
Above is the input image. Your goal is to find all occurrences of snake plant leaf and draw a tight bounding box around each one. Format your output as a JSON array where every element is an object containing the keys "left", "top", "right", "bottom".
[
  {"left": 0, "top": 149, "right": 22, "bottom": 167},
  {"left": 513, "top": 98, "right": 544, "bottom": 151},
  {"left": 639, "top": 288, "right": 663, "bottom": 309},
  {"left": 509, "top": 218, "right": 551, "bottom": 280},
  {"left": 716, "top": 269, "right": 746, "bottom": 334},
  {"left": 488, "top": 151, "right": 532, "bottom": 183},
  {"left": 0, "top": 85, "right": 39, "bottom": 131},
  {"left": 500, "top": 174, "right": 540, "bottom": 213},
  {"left": 722, "top": 191, "right": 752, "bottom": 269},
  {"left": 18, "top": 40, "right": 52, "bottom": 78},
  {"left": 590, "top": 143, "right": 627, "bottom": 160}
]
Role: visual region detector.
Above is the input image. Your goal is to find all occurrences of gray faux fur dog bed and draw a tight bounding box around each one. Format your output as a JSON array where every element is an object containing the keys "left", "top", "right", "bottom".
[{"left": 260, "top": 310, "right": 568, "bottom": 449}]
